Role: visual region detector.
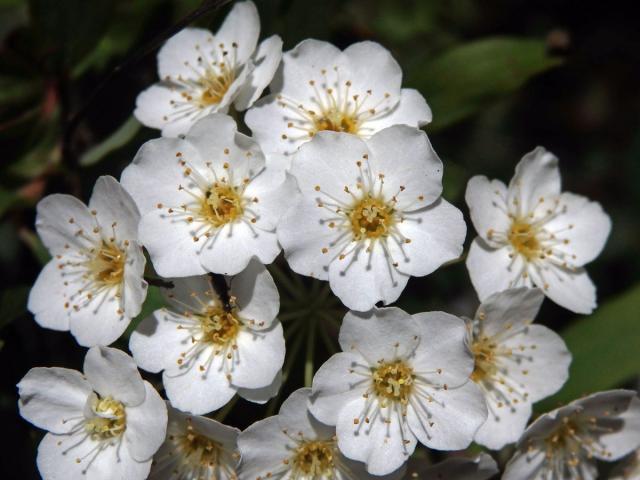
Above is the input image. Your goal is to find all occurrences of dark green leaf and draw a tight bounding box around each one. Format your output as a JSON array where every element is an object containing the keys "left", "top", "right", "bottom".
[
  {"left": 409, "top": 37, "right": 562, "bottom": 131},
  {"left": 0, "top": 285, "right": 30, "bottom": 329},
  {"left": 79, "top": 116, "right": 141, "bottom": 167},
  {"left": 536, "top": 284, "right": 640, "bottom": 412},
  {"left": 19, "top": 228, "right": 50, "bottom": 265}
]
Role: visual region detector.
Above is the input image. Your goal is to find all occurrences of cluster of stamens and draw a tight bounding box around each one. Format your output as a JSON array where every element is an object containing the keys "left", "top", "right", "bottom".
[
  {"left": 372, "top": 360, "right": 415, "bottom": 404},
  {"left": 290, "top": 439, "right": 336, "bottom": 476},
  {"left": 85, "top": 396, "right": 127, "bottom": 441},
  {"left": 349, "top": 194, "right": 395, "bottom": 241}
]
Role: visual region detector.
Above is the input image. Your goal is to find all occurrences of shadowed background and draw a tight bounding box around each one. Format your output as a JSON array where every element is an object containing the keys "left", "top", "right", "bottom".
[{"left": 1, "top": 0, "right": 639, "bottom": 477}]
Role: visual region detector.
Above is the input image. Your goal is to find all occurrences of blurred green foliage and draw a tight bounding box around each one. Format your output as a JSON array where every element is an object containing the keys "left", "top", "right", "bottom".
[{"left": 1, "top": 0, "right": 639, "bottom": 477}]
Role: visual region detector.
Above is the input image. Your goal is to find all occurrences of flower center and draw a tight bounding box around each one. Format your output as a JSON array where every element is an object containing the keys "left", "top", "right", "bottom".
[
  {"left": 88, "top": 241, "right": 126, "bottom": 287},
  {"left": 292, "top": 440, "right": 335, "bottom": 476},
  {"left": 508, "top": 220, "right": 541, "bottom": 261},
  {"left": 200, "top": 184, "right": 245, "bottom": 228},
  {"left": 372, "top": 360, "right": 414, "bottom": 403},
  {"left": 176, "top": 424, "right": 223, "bottom": 469},
  {"left": 349, "top": 195, "right": 395, "bottom": 241},
  {"left": 198, "top": 63, "right": 235, "bottom": 107},
  {"left": 470, "top": 337, "right": 499, "bottom": 382},
  {"left": 313, "top": 110, "right": 359, "bottom": 134},
  {"left": 197, "top": 306, "right": 240, "bottom": 347},
  {"left": 85, "top": 396, "right": 126, "bottom": 441}
]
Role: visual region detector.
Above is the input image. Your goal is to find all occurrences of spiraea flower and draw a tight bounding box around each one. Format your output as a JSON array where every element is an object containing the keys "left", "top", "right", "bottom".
[
  {"left": 465, "top": 147, "right": 611, "bottom": 314},
  {"left": 467, "top": 287, "right": 571, "bottom": 450},
  {"left": 407, "top": 452, "right": 499, "bottom": 480},
  {"left": 129, "top": 259, "right": 284, "bottom": 414},
  {"left": 503, "top": 390, "right": 640, "bottom": 480},
  {"left": 17, "top": 346, "right": 167, "bottom": 480},
  {"left": 238, "top": 388, "right": 402, "bottom": 480},
  {"left": 28, "top": 175, "right": 147, "bottom": 347},
  {"left": 121, "top": 113, "right": 295, "bottom": 277},
  {"left": 278, "top": 126, "right": 465, "bottom": 311},
  {"left": 245, "top": 38, "right": 431, "bottom": 162},
  {"left": 135, "top": 1, "right": 283, "bottom": 137},
  {"left": 309, "top": 308, "right": 487, "bottom": 476},
  {"left": 150, "top": 404, "right": 240, "bottom": 480}
]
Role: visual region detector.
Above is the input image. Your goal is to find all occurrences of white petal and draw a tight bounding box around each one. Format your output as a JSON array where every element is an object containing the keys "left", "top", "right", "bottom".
[
  {"left": 232, "top": 259, "right": 279, "bottom": 329},
  {"left": 391, "top": 199, "right": 466, "bottom": 277},
  {"left": 328, "top": 241, "right": 410, "bottom": 311},
  {"left": 476, "top": 287, "right": 545, "bottom": 336},
  {"left": 68, "top": 291, "right": 131, "bottom": 347},
  {"left": 122, "top": 244, "right": 147, "bottom": 318},
  {"left": 124, "top": 381, "right": 168, "bottom": 461},
  {"left": 338, "top": 308, "right": 417, "bottom": 360},
  {"left": 529, "top": 263, "right": 596, "bottom": 314},
  {"left": 37, "top": 432, "right": 152, "bottom": 480},
  {"left": 134, "top": 84, "right": 199, "bottom": 137},
  {"left": 158, "top": 28, "right": 216, "bottom": 80},
  {"left": 28, "top": 260, "right": 73, "bottom": 331},
  {"left": 88, "top": 176, "right": 140, "bottom": 242},
  {"left": 364, "top": 88, "right": 432, "bottom": 132},
  {"left": 309, "top": 352, "right": 368, "bottom": 426},
  {"left": 409, "top": 453, "right": 499, "bottom": 480},
  {"left": 465, "top": 175, "right": 511, "bottom": 246},
  {"left": 237, "top": 370, "right": 282, "bottom": 404},
  {"left": 18, "top": 367, "right": 91, "bottom": 434},
  {"left": 83, "top": 346, "right": 146, "bottom": 407},
  {"left": 279, "top": 388, "right": 333, "bottom": 439},
  {"left": 502, "top": 446, "right": 549, "bottom": 480},
  {"left": 129, "top": 310, "right": 187, "bottom": 374},
  {"left": 243, "top": 94, "right": 287, "bottom": 156},
  {"left": 215, "top": 0, "right": 260, "bottom": 65},
  {"left": 35, "top": 193, "right": 96, "bottom": 254},
  {"left": 365, "top": 125, "right": 443, "bottom": 209},
  {"left": 234, "top": 34, "right": 283, "bottom": 110},
  {"left": 237, "top": 416, "right": 291, "bottom": 479},
  {"left": 406, "top": 380, "right": 487, "bottom": 451},
  {"left": 474, "top": 399, "right": 532, "bottom": 450},
  {"left": 336, "top": 397, "right": 417, "bottom": 476},
  {"left": 507, "top": 146, "right": 561, "bottom": 215},
  {"left": 230, "top": 323, "right": 285, "bottom": 390},
  {"left": 544, "top": 192, "right": 611, "bottom": 267},
  {"left": 466, "top": 239, "right": 529, "bottom": 301},
  {"left": 243, "top": 168, "right": 298, "bottom": 231}
]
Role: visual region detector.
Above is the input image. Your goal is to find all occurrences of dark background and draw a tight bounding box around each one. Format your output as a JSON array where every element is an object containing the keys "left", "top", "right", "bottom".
[{"left": 1, "top": 0, "right": 639, "bottom": 477}]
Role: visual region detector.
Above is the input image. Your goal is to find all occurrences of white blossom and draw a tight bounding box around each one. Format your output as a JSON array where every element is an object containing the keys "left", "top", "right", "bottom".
[
  {"left": 238, "top": 388, "right": 403, "bottom": 480},
  {"left": 28, "top": 175, "right": 147, "bottom": 347},
  {"left": 406, "top": 453, "right": 499, "bottom": 480},
  {"left": 503, "top": 390, "right": 640, "bottom": 480},
  {"left": 465, "top": 146, "right": 611, "bottom": 314},
  {"left": 467, "top": 287, "right": 571, "bottom": 450},
  {"left": 135, "top": 1, "right": 282, "bottom": 137},
  {"left": 129, "top": 260, "right": 284, "bottom": 415},
  {"left": 309, "top": 308, "right": 487, "bottom": 476},
  {"left": 150, "top": 403, "right": 240, "bottom": 480},
  {"left": 121, "top": 113, "right": 296, "bottom": 277},
  {"left": 278, "top": 126, "right": 465, "bottom": 311},
  {"left": 245, "top": 38, "right": 431, "bottom": 167},
  {"left": 17, "top": 347, "right": 167, "bottom": 480}
]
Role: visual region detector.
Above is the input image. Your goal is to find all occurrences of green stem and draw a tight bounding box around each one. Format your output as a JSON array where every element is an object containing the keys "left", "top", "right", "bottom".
[
  {"left": 318, "top": 319, "right": 338, "bottom": 355},
  {"left": 268, "top": 264, "right": 305, "bottom": 300}
]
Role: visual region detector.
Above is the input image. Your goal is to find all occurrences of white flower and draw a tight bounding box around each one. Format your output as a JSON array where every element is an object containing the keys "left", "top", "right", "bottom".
[
  {"left": 129, "top": 259, "right": 284, "bottom": 415},
  {"left": 503, "top": 390, "right": 640, "bottom": 480},
  {"left": 467, "top": 287, "right": 571, "bottom": 450},
  {"left": 149, "top": 403, "right": 240, "bottom": 480},
  {"left": 17, "top": 346, "right": 167, "bottom": 480},
  {"left": 28, "top": 175, "right": 147, "bottom": 347},
  {"left": 121, "top": 113, "right": 296, "bottom": 277},
  {"left": 278, "top": 126, "right": 465, "bottom": 311},
  {"left": 407, "top": 452, "right": 499, "bottom": 480},
  {"left": 135, "top": 1, "right": 282, "bottom": 137},
  {"left": 465, "top": 146, "right": 611, "bottom": 314},
  {"left": 245, "top": 38, "right": 431, "bottom": 165},
  {"left": 238, "top": 388, "right": 403, "bottom": 480},
  {"left": 309, "top": 308, "right": 487, "bottom": 476}
]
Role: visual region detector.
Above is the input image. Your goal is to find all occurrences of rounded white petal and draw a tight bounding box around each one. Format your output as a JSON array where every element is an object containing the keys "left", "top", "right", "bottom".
[
  {"left": 28, "top": 260, "right": 73, "bottom": 331},
  {"left": 68, "top": 292, "right": 131, "bottom": 347},
  {"left": 88, "top": 176, "right": 140, "bottom": 242},
  {"left": 465, "top": 175, "right": 511, "bottom": 245},
  {"left": 215, "top": 0, "right": 260, "bottom": 66},
  {"left": 476, "top": 287, "right": 545, "bottom": 336},
  {"left": 122, "top": 244, "right": 148, "bottom": 318},
  {"left": 238, "top": 416, "right": 291, "bottom": 479},
  {"left": 507, "top": 146, "right": 561, "bottom": 215},
  {"left": 234, "top": 34, "right": 283, "bottom": 110},
  {"left": 474, "top": 399, "right": 532, "bottom": 450},
  {"left": 35, "top": 193, "right": 96, "bottom": 254},
  {"left": 336, "top": 397, "right": 417, "bottom": 476},
  {"left": 529, "top": 263, "right": 596, "bottom": 314},
  {"left": 37, "top": 432, "right": 152, "bottom": 480},
  {"left": 544, "top": 192, "right": 611, "bottom": 267},
  {"left": 364, "top": 88, "right": 432, "bottom": 132},
  {"left": 124, "top": 381, "right": 168, "bottom": 462},
  {"left": 158, "top": 28, "right": 216, "bottom": 80},
  {"left": 279, "top": 388, "right": 333, "bottom": 439},
  {"left": 230, "top": 322, "right": 285, "bottom": 390},
  {"left": 134, "top": 84, "right": 198, "bottom": 137},
  {"left": 232, "top": 259, "right": 279, "bottom": 329},
  {"left": 391, "top": 199, "right": 466, "bottom": 277},
  {"left": 237, "top": 370, "right": 282, "bottom": 404},
  {"left": 365, "top": 125, "right": 443, "bottom": 209},
  {"left": 242, "top": 167, "right": 298, "bottom": 231},
  {"left": 83, "top": 346, "right": 146, "bottom": 407},
  {"left": 17, "top": 367, "right": 91, "bottom": 434},
  {"left": 502, "top": 446, "right": 550, "bottom": 480}
]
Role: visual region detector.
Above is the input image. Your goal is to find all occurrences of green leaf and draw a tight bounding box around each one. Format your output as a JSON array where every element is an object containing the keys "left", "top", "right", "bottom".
[
  {"left": 79, "top": 116, "right": 141, "bottom": 167},
  {"left": 19, "top": 228, "right": 51, "bottom": 265},
  {"left": 409, "top": 37, "right": 562, "bottom": 131},
  {"left": 123, "top": 285, "right": 164, "bottom": 339},
  {"left": 0, "top": 285, "right": 30, "bottom": 329},
  {"left": 536, "top": 284, "right": 640, "bottom": 412},
  {"left": 0, "top": 186, "right": 20, "bottom": 218}
]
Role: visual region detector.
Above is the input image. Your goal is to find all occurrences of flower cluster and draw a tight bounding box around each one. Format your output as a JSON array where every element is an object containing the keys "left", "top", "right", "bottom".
[{"left": 18, "top": 2, "right": 638, "bottom": 480}]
